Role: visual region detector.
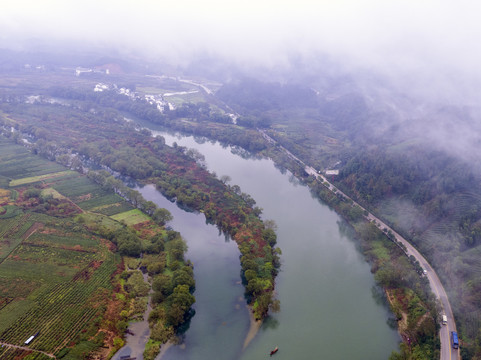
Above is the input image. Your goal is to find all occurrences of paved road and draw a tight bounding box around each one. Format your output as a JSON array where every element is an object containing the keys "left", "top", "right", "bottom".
[
  {"left": 146, "top": 75, "right": 213, "bottom": 95},
  {"left": 259, "top": 129, "right": 458, "bottom": 360}
]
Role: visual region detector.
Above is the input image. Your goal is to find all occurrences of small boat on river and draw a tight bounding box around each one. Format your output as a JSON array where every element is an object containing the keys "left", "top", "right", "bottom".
[{"left": 270, "top": 346, "right": 279, "bottom": 356}]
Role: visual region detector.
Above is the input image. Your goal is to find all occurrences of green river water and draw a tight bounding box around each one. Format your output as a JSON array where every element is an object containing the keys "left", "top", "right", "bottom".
[{"left": 135, "top": 129, "right": 400, "bottom": 360}]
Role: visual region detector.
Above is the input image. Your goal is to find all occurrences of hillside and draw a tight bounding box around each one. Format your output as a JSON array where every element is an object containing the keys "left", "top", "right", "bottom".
[{"left": 216, "top": 77, "right": 481, "bottom": 358}]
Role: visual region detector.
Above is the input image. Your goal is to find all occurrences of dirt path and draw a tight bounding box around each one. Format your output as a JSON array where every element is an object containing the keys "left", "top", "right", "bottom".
[
  {"left": 0, "top": 342, "right": 56, "bottom": 359},
  {"left": 22, "top": 222, "right": 44, "bottom": 240}
]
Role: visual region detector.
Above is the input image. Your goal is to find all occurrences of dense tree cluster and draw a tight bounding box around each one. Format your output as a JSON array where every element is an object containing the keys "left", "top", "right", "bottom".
[
  {"left": 118, "top": 226, "right": 195, "bottom": 360},
  {"left": 47, "top": 86, "right": 269, "bottom": 153},
  {"left": 140, "top": 231, "right": 196, "bottom": 348}
]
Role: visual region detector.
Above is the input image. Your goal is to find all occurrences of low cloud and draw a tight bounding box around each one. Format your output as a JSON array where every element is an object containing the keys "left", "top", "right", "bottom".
[{"left": 1, "top": 1, "right": 480, "bottom": 75}]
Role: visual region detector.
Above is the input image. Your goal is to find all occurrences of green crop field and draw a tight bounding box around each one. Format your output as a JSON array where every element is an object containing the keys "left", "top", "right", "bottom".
[
  {"left": 0, "top": 251, "right": 119, "bottom": 355},
  {"left": 50, "top": 175, "right": 103, "bottom": 198},
  {"left": 77, "top": 193, "right": 133, "bottom": 215},
  {"left": 0, "top": 213, "right": 35, "bottom": 262},
  {"left": 111, "top": 208, "right": 151, "bottom": 225},
  {"left": 50, "top": 175, "right": 134, "bottom": 215},
  {"left": 0, "top": 139, "right": 65, "bottom": 180},
  {"left": 0, "top": 137, "right": 131, "bottom": 357},
  {"left": 9, "top": 170, "right": 74, "bottom": 187}
]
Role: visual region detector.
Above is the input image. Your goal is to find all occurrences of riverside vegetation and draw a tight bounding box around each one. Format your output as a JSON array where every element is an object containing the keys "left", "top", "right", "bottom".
[
  {"left": 1, "top": 61, "right": 477, "bottom": 359},
  {"left": 0, "top": 70, "right": 281, "bottom": 358}
]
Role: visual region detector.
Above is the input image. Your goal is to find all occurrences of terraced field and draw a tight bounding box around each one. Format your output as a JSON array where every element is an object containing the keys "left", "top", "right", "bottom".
[{"left": 0, "top": 137, "right": 137, "bottom": 358}]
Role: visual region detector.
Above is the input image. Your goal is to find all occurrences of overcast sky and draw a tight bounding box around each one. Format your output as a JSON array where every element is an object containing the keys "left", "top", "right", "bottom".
[{"left": 1, "top": 0, "right": 481, "bottom": 86}]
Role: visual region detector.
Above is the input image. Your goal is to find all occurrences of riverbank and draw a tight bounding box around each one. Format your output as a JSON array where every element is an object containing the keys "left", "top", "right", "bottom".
[
  {"left": 307, "top": 177, "right": 439, "bottom": 358},
  {"left": 139, "top": 128, "right": 400, "bottom": 359},
  {"left": 155, "top": 340, "right": 174, "bottom": 359}
]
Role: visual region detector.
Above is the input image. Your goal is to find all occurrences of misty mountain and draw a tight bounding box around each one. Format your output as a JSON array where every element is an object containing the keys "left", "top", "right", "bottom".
[{"left": 217, "top": 78, "right": 319, "bottom": 112}]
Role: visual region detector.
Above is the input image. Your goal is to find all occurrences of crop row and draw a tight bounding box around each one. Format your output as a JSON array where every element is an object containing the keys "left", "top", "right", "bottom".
[
  {"left": 28, "top": 231, "right": 99, "bottom": 250},
  {"left": 0, "top": 252, "right": 118, "bottom": 353},
  {"left": 78, "top": 193, "right": 133, "bottom": 215},
  {"left": 0, "top": 213, "right": 24, "bottom": 237},
  {"left": 0, "top": 155, "right": 65, "bottom": 181},
  {"left": 8, "top": 216, "right": 34, "bottom": 239}
]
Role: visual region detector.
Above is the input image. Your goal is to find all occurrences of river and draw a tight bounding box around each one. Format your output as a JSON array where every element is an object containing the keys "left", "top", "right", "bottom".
[{"left": 133, "top": 127, "right": 400, "bottom": 359}]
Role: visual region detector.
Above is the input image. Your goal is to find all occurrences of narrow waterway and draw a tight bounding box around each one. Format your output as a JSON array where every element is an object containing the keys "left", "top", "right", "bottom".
[
  {"left": 137, "top": 184, "right": 250, "bottom": 360},
  {"left": 136, "top": 127, "right": 400, "bottom": 359}
]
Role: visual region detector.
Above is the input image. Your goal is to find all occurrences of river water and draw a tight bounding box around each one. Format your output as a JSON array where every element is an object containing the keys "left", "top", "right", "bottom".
[{"left": 134, "top": 128, "right": 400, "bottom": 359}]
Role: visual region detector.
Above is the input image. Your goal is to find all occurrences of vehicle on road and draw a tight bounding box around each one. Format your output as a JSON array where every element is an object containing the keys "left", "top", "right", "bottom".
[
  {"left": 451, "top": 331, "right": 459, "bottom": 349},
  {"left": 442, "top": 315, "right": 447, "bottom": 325}
]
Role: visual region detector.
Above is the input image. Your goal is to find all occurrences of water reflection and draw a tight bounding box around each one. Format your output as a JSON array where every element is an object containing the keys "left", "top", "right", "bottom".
[{"left": 131, "top": 124, "right": 400, "bottom": 359}]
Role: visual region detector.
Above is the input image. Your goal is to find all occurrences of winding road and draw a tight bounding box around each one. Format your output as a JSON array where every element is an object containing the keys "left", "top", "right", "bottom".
[{"left": 259, "top": 129, "right": 458, "bottom": 360}]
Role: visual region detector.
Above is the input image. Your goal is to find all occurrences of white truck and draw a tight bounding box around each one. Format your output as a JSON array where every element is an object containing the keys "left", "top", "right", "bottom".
[{"left": 442, "top": 315, "right": 448, "bottom": 325}]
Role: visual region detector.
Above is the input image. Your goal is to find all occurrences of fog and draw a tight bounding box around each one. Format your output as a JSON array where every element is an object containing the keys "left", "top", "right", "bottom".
[
  {"left": 2, "top": 0, "right": 481, "bottom": 158},
  {"left": 2, "top": 0, "right": 481, "bottom": 83}
]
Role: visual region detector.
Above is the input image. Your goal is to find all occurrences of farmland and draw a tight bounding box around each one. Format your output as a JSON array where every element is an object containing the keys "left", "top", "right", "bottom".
[
  {"left": 0, "top": 137, "right": 138, "bottom": 359},
  {"left": 0, "top": 140, "right": 66, "bottom": 180},
  {"left": 111, "top": 209, "right": 151, "bottom": 226},
  {"left": 0, "top": 134, "right": 199, "bottom": 359},
  {"left": 9, "top": 170, "right": 74, "bottom": 187}
]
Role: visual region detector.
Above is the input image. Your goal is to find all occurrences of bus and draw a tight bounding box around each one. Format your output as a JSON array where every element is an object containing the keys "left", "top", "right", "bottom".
[{"left": 451, "top": 331, "right": 459, "bottom": 349}]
